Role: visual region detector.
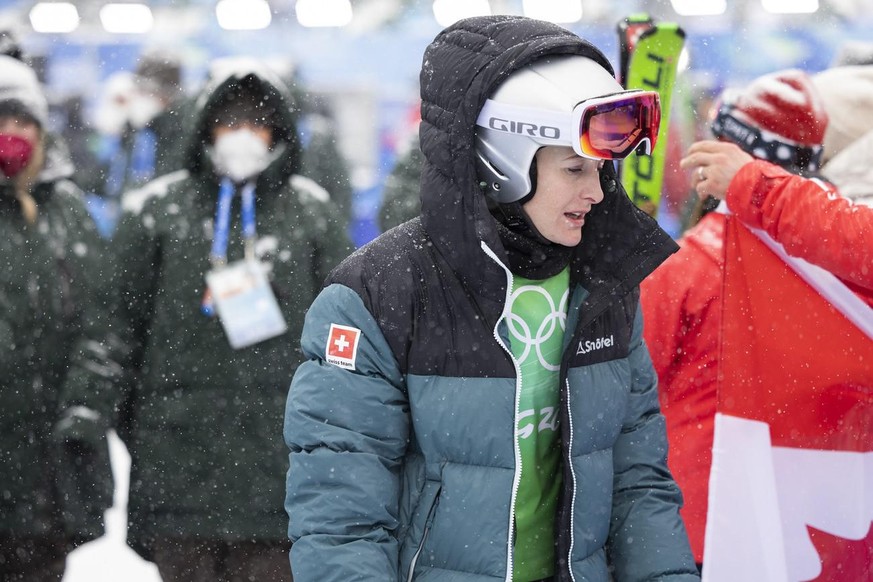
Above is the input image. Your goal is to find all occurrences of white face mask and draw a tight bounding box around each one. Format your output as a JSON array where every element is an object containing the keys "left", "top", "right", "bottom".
[{"left": 208, "top": 128, "right": 273, "bottom": 183}]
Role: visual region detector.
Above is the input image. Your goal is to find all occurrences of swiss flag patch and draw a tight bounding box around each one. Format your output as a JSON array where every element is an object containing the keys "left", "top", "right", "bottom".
[{"left": 325, "top": 323, "right": 361, "bottom": 370}]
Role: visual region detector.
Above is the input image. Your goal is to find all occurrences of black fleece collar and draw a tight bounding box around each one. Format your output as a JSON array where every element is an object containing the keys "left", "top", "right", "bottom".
[{"left": 492, "top": 202, "right": 572, "bottom": 280}]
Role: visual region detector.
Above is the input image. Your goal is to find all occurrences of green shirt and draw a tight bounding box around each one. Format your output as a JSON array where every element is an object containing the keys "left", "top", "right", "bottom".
[{"left": 509, "top": 268, "right": 569, "bottom": 581}]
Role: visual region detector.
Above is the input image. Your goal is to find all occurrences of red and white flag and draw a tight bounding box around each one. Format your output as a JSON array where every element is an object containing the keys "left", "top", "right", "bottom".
[{"left": 702, "top": 214, "right": 873, "bottom": 582}]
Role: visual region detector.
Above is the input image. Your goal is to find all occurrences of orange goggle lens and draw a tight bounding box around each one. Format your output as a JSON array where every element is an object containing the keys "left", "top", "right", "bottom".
[{"left": 577, "top": 91, "right": 661, "bottom": 159}]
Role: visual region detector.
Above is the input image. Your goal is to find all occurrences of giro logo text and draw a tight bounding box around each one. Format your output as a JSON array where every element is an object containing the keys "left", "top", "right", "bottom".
[
  {"left": 488, "top": 117, "right": 561, "bottom": 139},
  {"left": 576, "top": 334, "right": 614, "bottom": 355}
]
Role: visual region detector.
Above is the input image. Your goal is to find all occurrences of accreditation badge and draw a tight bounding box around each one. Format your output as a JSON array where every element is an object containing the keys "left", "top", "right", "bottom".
[{"left": 205, "top": 260, "right": 287, "bottom": 349}]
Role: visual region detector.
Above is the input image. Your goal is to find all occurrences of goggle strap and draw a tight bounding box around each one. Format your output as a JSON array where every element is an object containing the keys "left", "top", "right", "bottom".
[{"left": 713, "top": 109, "right": 823, "bottom": 172}]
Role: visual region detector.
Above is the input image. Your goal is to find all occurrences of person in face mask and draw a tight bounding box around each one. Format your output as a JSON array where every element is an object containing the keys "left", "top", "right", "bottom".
[
  {"left": 0, "top": 50, "right": 50, "bottom": 223},
  {"left": 94, "top": 50, "right": 190, "bottom": 233},
  {"left": 112, "top": 57, "right": 352, "bottom": 582},
  {"left": 0, "top": 55, "right": 121, "bottom": 582},
  {"left": 206, "top": 89, "right": 282, "bottom": 185},
  {"left": 0, "top": 98, "right": 42, "bottom": 221},
  {"left": 128, "top": 50, "right": 192, "bottom": 178}
]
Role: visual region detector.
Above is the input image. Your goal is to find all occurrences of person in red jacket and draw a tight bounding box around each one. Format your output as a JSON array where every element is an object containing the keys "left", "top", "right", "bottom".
[
  {"left": 682, "top": 141, "right": 873, "bottom": 302},
  {"left": 682, "top": 66, "right": 873, "bottom": 301},
  {"left": 640, "top": 69, "right": 845, "bottom": 568}
]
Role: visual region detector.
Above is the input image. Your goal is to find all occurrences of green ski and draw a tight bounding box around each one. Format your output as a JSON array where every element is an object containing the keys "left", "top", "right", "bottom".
[{"left": 618, "top": 16, "right": 686, "bottom": 217}]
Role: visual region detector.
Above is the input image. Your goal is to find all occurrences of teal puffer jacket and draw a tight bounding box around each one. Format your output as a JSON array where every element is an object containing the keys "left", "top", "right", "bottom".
[{"left": 285, "top": 15, "right": 698, "bottom": 582}]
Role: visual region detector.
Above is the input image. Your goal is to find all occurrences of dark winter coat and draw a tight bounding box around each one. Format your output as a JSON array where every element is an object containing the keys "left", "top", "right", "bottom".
[
  {"left": 0, "top": 138, "right": 118, "bottom": 545},
  {"left": 298, "top": 109, "right": 355, "bottom": 227},
  {"left": 284, "top": 16, "right": 699, "bottom": 582},
  {"left": 100, "top": 95, "right": 195, "bottom": 202},
  {"left": 114, "top": 62, "right": 351, "bottom": 559}
]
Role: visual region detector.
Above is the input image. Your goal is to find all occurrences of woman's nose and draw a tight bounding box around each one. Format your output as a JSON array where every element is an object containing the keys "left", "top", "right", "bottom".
[{"left": 584, "top": 174, "right": 605, "bottom": 205}]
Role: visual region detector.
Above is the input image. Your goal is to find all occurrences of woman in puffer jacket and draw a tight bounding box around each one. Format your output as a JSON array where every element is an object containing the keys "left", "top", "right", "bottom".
[{"left": 285, "top": 16, "right": 698, "bottom": 582}]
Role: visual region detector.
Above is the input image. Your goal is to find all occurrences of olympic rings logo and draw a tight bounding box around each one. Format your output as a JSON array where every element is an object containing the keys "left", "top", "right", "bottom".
[{"left": 507, "top": 284, "right": 569, "bottom": 372}]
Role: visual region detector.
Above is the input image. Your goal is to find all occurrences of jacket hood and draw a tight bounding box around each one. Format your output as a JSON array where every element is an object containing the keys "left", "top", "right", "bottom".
[
  {"left": 185, "top": 58, "right": 302, "bottom": 189},
  {"left": 0, "top": 56, "right": 72, "bottom": 185},
  {"left": 418, "top": 15, "right": 676, "bottom": 313},
  {"left": 0, "top": 55, "right": 48, "bottom": 129}
]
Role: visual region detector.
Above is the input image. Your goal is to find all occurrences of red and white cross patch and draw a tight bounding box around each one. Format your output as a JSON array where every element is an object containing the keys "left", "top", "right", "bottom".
[{"left": 325, "top": 323, "right": 361, "bottom": 370}]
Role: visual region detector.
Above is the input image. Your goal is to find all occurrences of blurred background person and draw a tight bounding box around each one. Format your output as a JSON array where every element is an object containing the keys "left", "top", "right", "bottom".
[
  {"left": 376, "top": 97, "right": 421, "bottom": 232},
  {"left": 92, "top": 49, "right": 188, "bottom": 237},
  {"left": 0, "top": 27, "right": 85, "bottom": 227},
  {"left": 88, "top": 70, "right": 136, "bottom": 235},
  {"left": 0, "top": 54, "right": 119, "bottom": 582},
  {"left": 377, "top": 138, "right": 422, "bottom": 232},
  {"left": 55, "top": 93, "right": 106, "bottom": 203},
  {"left": 236, "top": 56, "right": 355, "bottom": 229},
  {"left": 113, "top": 57, "right": 351, "bottom": 582},
  {"left": 640, "top": 69, "right": 831, "bottom": 568},
  {"left": 813, "top": 63, "right": 873, "bottom": 207},
  {"left": 128, "top": 49, "right": 189, "bottom": 178},
  {"left": 293, "top": 89, "right": 355, "bottom": 228}
]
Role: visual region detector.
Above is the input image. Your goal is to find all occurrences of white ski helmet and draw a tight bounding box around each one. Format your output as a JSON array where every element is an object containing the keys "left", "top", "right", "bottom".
[{"left": 475, "top": 55, "right": 659, "bottom": 204}]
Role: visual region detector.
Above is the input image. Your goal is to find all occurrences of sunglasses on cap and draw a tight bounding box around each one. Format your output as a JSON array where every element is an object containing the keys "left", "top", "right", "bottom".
[{"left": 476, "top": 90, "right": 661, "bottom": 160}]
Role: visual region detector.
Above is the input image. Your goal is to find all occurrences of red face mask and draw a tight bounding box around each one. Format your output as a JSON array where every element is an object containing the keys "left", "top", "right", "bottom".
[{"left": 0, "top": 134, "right": 34, "bottom": 178}]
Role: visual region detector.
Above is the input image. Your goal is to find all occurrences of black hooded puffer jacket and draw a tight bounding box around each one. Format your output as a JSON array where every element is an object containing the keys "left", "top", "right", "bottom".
[{"left": 285, "top": 16, "right": 698, "bottom": 582}]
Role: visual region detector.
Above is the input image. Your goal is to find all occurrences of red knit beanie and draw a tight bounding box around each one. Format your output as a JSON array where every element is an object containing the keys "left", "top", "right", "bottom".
[{"left": 711, "top": 69, "right": 828, "bottom": 173}]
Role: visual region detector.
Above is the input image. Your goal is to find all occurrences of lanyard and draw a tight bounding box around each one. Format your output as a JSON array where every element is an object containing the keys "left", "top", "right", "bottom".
[{"left": 210, "top": 178, "right": 257, "bottom": 266}]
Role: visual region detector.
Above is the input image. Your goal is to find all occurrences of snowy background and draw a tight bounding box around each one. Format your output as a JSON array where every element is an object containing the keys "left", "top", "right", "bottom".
[{"left": 62, "top": 432, "right": 162, "bottom": 582}]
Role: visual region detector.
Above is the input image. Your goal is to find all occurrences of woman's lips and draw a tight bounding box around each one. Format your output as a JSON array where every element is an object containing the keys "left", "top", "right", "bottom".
[{"left": 564, "top": 211, "right": 586, "bottom": 226}]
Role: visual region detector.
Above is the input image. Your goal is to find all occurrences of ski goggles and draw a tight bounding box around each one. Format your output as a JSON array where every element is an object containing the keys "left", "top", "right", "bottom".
[
  {"left": 711, "top": 106, "right": 824, "bottom": 172},
  {"left": 476, "top": 89, "right": 661, "bottom": 160}
]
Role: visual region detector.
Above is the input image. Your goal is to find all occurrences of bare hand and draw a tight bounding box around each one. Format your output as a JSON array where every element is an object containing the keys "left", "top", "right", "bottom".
[{"left": 679, "top": 140, "right": 754, "bottom": 200}]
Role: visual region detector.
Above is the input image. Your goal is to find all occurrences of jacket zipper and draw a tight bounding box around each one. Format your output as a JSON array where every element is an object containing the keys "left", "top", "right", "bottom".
[
  {"left": 563, "top": 377, "right": 578, "bottom": 582},
  {"left": 407, "top": 487, "right": 442, "bottom": 582},
  {"left": 480, "top": 241, "right": 522, "bottom": 582},
  {"left": 559, "top": 285, "right": 604, "bottom": 582}
]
